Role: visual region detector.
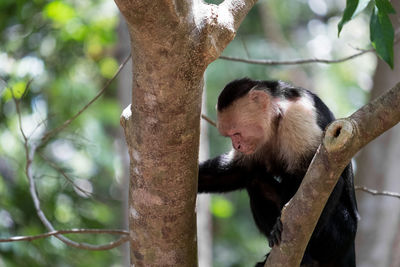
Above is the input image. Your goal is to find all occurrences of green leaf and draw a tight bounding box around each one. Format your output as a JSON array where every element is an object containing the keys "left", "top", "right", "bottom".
[
  {"left": 44, "top": 1, "right": 76, "bottom": 25},
  {"left": 99, "top": 57, "right": 119, "bottom": 79},
  {"left": 370, "top": 6, "right": 394, "bottom": 68},
  {"left": 338, "top": 0, "right": 359, "bottom": 35},
  {"left": 354, "top": 0, "right": 373, "bottom": 17},
  {"left": 2, "top": 81, "right": 27, "bottom": 101},
  {"left": 211, "top": 196, "right": 234, "bottom": 218},
  {"left": 375, "top": 0, "right": 396, "bottom": 14}
]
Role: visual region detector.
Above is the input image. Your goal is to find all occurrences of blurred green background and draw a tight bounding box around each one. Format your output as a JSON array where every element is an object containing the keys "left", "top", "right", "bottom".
[{"left": 0, "top": 0, "right": 379, "bottom": 266}]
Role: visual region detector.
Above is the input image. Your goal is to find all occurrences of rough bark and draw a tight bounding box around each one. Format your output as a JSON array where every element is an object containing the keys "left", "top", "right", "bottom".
[
  {"left": 266, "top": 82, "right": 400, "bottom": 267},
  {"left": 115, "top": 1, "right": 257, "bottom": 266}
]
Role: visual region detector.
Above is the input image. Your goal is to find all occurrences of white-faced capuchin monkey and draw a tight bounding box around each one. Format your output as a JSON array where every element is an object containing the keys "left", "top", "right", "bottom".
[{"left": 198, "top": 78, "right": 358, "bottom": 267}]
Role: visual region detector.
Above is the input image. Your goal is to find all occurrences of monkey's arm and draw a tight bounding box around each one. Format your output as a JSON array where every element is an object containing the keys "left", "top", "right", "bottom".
[{"left": 198, "top": 153, "right": 248, "bottom": 193}]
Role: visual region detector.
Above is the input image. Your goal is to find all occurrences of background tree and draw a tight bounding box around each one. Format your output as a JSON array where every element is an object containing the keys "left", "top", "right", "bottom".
[{"left": 355, "top": 2, "right": 400, "bottom": 266}]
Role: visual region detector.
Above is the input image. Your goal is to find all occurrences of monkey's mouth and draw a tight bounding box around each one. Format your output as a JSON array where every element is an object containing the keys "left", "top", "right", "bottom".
[{"left": 237, "top": 145, "right": 257, "bottom": 155}]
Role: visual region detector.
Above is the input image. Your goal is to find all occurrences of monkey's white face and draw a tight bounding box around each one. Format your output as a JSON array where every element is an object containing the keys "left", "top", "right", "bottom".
[
  {"left": 217, "top": 90, "right": 271, "bottom": 155},
  {"left": 224, "top": 125, "right": 264, "bottom": 155}
]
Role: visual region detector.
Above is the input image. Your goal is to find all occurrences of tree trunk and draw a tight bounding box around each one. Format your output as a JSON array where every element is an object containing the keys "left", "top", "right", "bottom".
[
  {"left": 120, "top": 34, "right": 204, "bottom": 266},
  {"left": 114, "top": 1, "right": 257, "bottom": 265}
]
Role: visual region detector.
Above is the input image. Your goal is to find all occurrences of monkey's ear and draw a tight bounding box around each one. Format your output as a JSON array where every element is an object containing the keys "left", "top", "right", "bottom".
[{"left": 249, "top": 90, "right": 269, "bottom": 109}]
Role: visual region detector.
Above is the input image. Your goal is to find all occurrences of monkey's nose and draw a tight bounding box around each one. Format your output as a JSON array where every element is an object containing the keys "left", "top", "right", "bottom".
[{"left": 233, "top": 143, "right": 242, "bottom": 151}]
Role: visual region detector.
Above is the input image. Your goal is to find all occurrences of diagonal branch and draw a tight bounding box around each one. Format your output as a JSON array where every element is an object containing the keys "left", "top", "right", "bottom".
[
  {"left": 266, "top": 82, "right": 400, "bottom": 266},
  {"left": 40, "top": 54, "right": 131, "bottom": 145},
  {"left": 10, "top": 56, "right": 133, "bottom": 250},
  {"left": 21, "top": 136, "right": 128, "bottom": 250},
  {"left": 220, "top": 0, "right": 259, "bottom": 31},
  {"left": 39, "top": 153, "right": 93, "bottom": 197},
  {"left": 201, "top": 114, "right": 217, "bottom": 128},
  {"left": 193, "top": 0, "right": 259, "bottom": 63}
]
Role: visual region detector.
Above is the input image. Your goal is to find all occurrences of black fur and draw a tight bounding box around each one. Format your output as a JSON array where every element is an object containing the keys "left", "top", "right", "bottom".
[
  {"left": 217, "top": 78, "right": 301, "bottom": 111},
  {"left": 199, "top": 78, "right": 358, "bottom": 267},
  {"left": 217, "top": 78, "right": 259, "bottom": 111}
]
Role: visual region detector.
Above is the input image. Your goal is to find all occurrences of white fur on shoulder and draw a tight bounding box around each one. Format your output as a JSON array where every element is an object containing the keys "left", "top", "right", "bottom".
[{"left": 276, "top": 95, "right": 322, "bottom": 172}]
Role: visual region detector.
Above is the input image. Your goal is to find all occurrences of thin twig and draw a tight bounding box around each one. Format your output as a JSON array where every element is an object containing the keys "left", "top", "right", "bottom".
[
  {"left": 11, "top": 58, "right": 132, "bottom": 250},
  {"left": 355, "top": 186, "right": 400, "bottom": 199},
  {"left": 0, "top": 229, "right": 129, "bottom": 243},
  {"left": 40, "top": 54, "right": 131, "bottom": 145},
  {"left": 21, "top": 125, "right": 128, "bottom": 250},
  {"left": 22, "top": 78, "right": 34, "bottom": 98},
  {"left": 222, "top": 30, "right": 400, "bottom": 66},
  {"left": 240, "top": 36, "right": 251, "bottom": 59},
  {"left": 13, "top": 92, "right": 28, "bottom": 142},
  {"left": 39, "top": 153, "right": 93, "bottom": 197},
  {"left": 219, "top": 48, "right": 374, "bottom": 66},
  {"left": 28, "top": 117, "right": 49, "bottom": 140},
  {"left": 201, "top": 114, "right": 217, "bottom": 128}
]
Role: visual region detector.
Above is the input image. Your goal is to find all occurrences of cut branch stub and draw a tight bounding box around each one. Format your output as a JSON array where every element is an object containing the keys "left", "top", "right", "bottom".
[
  {"left": 120, "top": 104, "right": 132, "bottom": 129},
  {"left": 323, "top": 119, "right": 355, "bottom": 154}
]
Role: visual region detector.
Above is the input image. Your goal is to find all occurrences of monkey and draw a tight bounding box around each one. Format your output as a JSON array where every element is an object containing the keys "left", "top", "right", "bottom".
[{"left": 198, "top": 78, "right": 358, "bottom": 267}]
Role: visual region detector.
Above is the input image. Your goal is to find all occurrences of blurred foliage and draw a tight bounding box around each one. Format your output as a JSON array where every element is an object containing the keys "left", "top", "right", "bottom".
[
  {"left": 0, "top": 0, "right": 125, "bottom": 266},
  {"left": 0, "top": 0, "right": 384, "bottom": 266},
  {"left": 211, "top": 196, "right": 235, "bottom": 219}
]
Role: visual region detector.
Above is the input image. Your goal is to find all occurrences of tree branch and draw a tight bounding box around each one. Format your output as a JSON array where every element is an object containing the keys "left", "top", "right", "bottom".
[
  {"left": 0, "top": 229, "right": 129, "bottom": 243},
  {"left": 20, "top": 135, "right": 128, "bottom": 250},
  {"left": 9, "top": 56, "right": 133, "bottom": 251},
  {"left": 40, "top": 54, "right": 131, "bottom": 145},
  {"left": 192, "top": 0, "right": 259, "bottom": 63},
  {"left": 266, "top": 82, "right": 400, "bottom": 266},
  {"left": 201, "top": 114, "right": 217, "bottom": 128},
  {"left": 219, "top": 48, "right": 374, "bottom": 65},
  {"left": 219, "top": 29, "right": 400, "bottom": 66},
  {"left": 220, "top": 0, "right": 259, "bottom": 32},
  {"left": 39, "top": 153, "right": 93, "bottom": 197},
  {"left": 355, "top": 186, "right": 400, "bottom": 199}
]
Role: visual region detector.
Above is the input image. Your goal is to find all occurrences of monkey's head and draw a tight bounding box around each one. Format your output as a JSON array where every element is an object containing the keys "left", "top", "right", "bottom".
[{"left": 216, "top": 78, "right": 275, "bottom": 155}]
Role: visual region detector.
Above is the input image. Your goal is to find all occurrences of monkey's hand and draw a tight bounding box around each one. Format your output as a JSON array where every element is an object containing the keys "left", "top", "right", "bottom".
[{"left": 268, "top": 217, "right": 282, "bottom": 247}]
